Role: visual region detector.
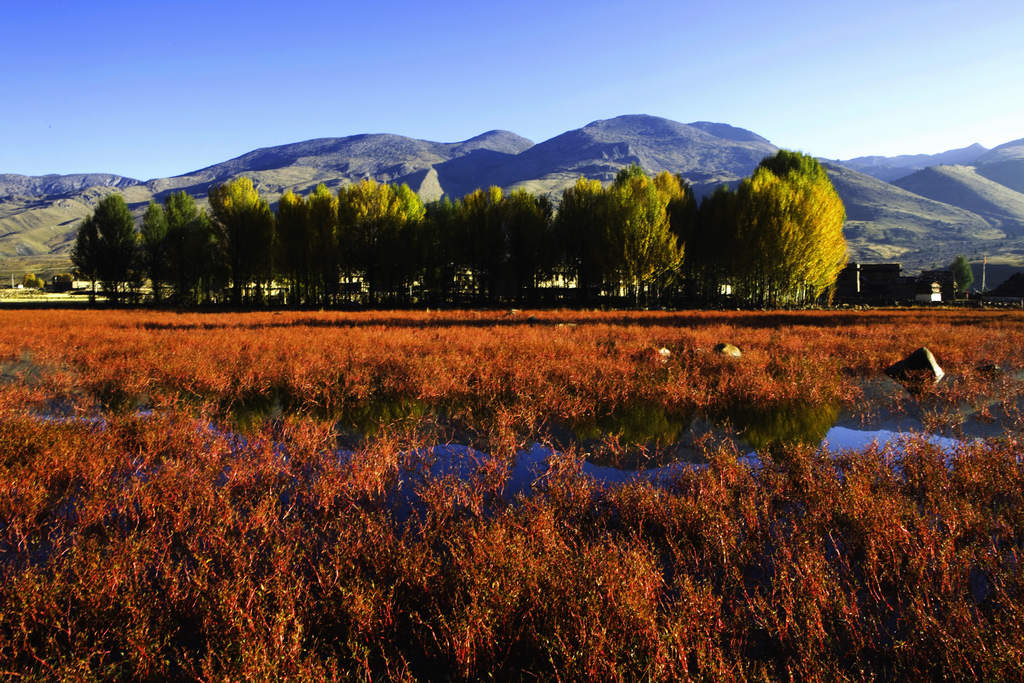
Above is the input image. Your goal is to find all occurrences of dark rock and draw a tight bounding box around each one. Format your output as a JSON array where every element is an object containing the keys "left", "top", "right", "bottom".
[
  {"left": 885, "top": 347, "right": 944, "bottom": 384},
  {"left": 976, "top": 361, "right": 1003, "bottom": 376},
  {"left": 714, "top": 343, "right": 742, "bottom": 358}
]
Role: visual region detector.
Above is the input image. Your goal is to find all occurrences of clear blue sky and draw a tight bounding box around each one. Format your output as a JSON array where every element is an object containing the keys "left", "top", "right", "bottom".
[{"left": 2, "top": 0, "right": 1022, "bottom": 179}]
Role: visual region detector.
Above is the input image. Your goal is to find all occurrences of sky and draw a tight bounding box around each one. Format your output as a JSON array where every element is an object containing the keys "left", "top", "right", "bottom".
[{"left": 2, "top": 0, "right": 1022, "bottom": 180}]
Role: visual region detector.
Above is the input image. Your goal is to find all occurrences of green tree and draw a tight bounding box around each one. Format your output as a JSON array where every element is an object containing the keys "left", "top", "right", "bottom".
[
  {"left": 276, "top": 190, "right": 310, "bottom": 304},
  {"left": 455, "top": 186, "right": 505, "bottom": 301},
  {"left": 308, "top": 184, "right": 341, "bottom": 304},
  {"left": 499, "top": 189, "right": 555, "bottom": 303},
  {"left": 680, "top": 185, "right": 739, "bottom": 302},
  {"left": 950, "top": 255, "right": 974, "bottom": 295},
  {"left": 140, "top": 201, "right": 169, "bottom": 303},
  {"left": 735, "top": 151, "right": 847, "bottom": 307},
  {"left": 72, "top": 194, "right": 138, "bottom": 301},
  {"left": 163, "top": 191, "right": 220, "bottom": 304},
  {"left": 71, "top": 213, "right": 101, "bottom": 302},
  {"left": 420, "top": 197, "right": 462, "bottom": 303},
  {"left": 555, "top": 177, "right": 610, "bottom": 304},
  {"left": 209, "top": 178, "right": 275, "bottom": 305}
]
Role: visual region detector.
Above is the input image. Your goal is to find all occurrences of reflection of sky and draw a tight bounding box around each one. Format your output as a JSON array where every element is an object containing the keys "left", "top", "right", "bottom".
[{"left": 822, "top": 426, "right": 963, "bottom": 455}]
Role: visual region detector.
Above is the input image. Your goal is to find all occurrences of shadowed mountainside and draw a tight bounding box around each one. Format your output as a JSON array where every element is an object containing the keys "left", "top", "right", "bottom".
[
  {"left": 974, "top": 138, "right": 1024, "bottom": 194},
  {"left": 891, "top": 165, "right": 1024, "bottom": 234}
]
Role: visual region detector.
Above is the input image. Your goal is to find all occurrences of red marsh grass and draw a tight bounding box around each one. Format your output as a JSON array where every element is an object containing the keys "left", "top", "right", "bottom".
[{"left": 0, "top": 308, "right": 1023, "bottom": 678}]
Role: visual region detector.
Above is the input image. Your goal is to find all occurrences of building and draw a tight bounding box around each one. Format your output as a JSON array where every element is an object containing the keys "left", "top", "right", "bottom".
[{"left": 836, "top": 262, "right": 954, "bottom": 304}]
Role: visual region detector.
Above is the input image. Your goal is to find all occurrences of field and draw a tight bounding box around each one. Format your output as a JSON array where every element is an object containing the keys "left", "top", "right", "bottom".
[{"left": 2, "top": 308, "right": 1024, "bottom": 679}]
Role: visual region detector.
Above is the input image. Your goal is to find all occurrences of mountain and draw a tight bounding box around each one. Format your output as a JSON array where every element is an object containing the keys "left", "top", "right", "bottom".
[
  {"left": 974, "top": 138, "right": 1024, "bottom": 194},
  {"left": 144, "top": 129, "right": 535, "bottom": 200},
  {"left": 890, "top": 165, "right": 1024, "bottom": 233},
  {"left": 2, "top": 115, "right": 1024, "bottom": 278},
  {"left": 822, "top": 162, "right": 1004, "bottom": 265},
  {"left": 0, "top": 173, "right": 140, "bottom": 200},
  {"left": 490, "top": 115, "right": 778, "bottom": 196},
  {"left": 834, "top": 143, "right": 988, "bottom": 182}
]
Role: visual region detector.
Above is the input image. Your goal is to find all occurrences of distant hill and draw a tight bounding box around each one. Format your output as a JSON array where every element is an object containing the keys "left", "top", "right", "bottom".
[
  {"left": 2, "top": 116, "right": 1024, "bottom": 278},
  {"left": 891, "top": 165, "right": 1024, "bottom": 234},
  {"left": 834, "top": 144, "right": 988, "bottom": 182},
  {"left": 974, "top": 138, "right": 1024, "bottom": 194},
  {"left": 822, "top": 162, "right": 1003, "bottom": 267},
  {"left": 0, "top": 173, "right": 140, "bottom": 199}
]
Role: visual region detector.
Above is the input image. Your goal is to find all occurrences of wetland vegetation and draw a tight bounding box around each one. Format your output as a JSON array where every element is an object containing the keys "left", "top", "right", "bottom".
[{"left": 2, "top": 308, "right": 1024, "bottom": 679}]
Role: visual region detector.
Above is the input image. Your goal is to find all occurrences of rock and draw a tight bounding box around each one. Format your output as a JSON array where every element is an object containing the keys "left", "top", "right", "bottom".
[
  {"left": 885, "top": 347, "right": 944, "bottom": 384},
  {"left": 714, "top": 343, "right": 742, "bottom": 358},
  {"left": 976, "top": 361, "right": 1003, "bottom": 376},
  {"left": 657, "top": 347, "right": 671, "bottom": 362}
]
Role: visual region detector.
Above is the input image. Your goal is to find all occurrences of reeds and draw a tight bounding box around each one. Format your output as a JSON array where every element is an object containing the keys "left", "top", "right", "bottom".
[{"left": 1, "top": 308, "right": 1023, "bottom": 679}]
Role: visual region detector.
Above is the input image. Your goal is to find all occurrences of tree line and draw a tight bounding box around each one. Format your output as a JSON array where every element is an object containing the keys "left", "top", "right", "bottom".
[{"left": 72, "top": 150, "right": 847, "bottom": 308}]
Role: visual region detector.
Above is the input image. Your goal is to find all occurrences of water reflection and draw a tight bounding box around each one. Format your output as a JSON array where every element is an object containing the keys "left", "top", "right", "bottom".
[
  {"left": 569, "top": 401, "right": 695, "bottom": 469},
  {"left": 730, "top": 401, "right": 840, "bottom": 451},
  {"left": 573, "top": 401, "right": 690, "bottom": 446}
]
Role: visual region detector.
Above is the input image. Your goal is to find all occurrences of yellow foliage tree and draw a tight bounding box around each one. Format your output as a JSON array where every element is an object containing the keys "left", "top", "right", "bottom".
[
  {"left": 735, "top": 151, "right": 846, "bottom": 306},
  {"left": 209, "top": 177, "right": 275, "bottom": 305}
]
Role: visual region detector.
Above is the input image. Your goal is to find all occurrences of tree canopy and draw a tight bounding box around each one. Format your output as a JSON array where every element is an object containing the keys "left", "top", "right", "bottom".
[{"left": 69, "top": 152, "right": 853, "bottom": 309}]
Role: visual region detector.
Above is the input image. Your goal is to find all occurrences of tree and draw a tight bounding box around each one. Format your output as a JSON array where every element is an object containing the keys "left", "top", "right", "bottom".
[
  {"left": 140, "top": 201, "right": 169, "bottom": 302},
  {"left": 338, "top": 179, "right": 424, "bottom": 302},
  {"left": 499, "top": 189, "right": 555, "bottom": 302},
  {"left": 734, "top": 151, "right": 847, "bottom": 307},
  {"left": 950, "top": 255, "right": 974, "bottom": 295},
  {"left": 22, "top": 273, "right": 44, "bottom": 289},
  {"left": 687, "top": 185, "right": 738, "bottom": 302},
  {"left": 209, "top": 178, "right": 275, "bottom": 305},
  {"left": 420, "top": 197, "right": 461, "bottom": 303},
  {"left": 555, "top": 177, "right": 610, "bottom": 303},
  {"left": 276, "top": 190, "right": 310, "bottom": 304},
  {"left": 71, "top": 213, "right": 101, "bottom": 302},
  {"left": 455, "top": 186, "right": 505, "bottom": 301},
  {"left": 164, "top": 191, "right": 220, "bottom": 304},
  {"left": 307, "top": 184, "right": 341, "bottom": 304},
  {"left": 71, "top": 194, "right": 138, "bottom": 301},
  {"left": 607, "top": 166, "right": 684, "bottom": 304}
]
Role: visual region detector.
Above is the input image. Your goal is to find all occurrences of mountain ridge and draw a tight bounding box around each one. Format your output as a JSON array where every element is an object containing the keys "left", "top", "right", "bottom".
[{"left": 2, "top": 115, "right": 1024, "bottom": 276}]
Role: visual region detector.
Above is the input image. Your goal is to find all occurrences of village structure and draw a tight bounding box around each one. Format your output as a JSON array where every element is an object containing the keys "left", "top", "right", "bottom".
[{"left": 835, "top": 263, "right": 955, "bottom": 304}]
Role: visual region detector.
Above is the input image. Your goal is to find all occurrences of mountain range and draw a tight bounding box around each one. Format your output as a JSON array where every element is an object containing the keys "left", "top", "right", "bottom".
[{"left": 3, "top": 114, "right": 1024, "bottom": 278}]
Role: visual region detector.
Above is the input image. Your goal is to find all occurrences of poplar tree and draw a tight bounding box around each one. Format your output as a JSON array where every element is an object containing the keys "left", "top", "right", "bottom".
[
  {"left": 209, "top": 177, "right": 275, "bottom": 305},
  {"left": 277, "top": 190, "right": 309, "bottom": 304},
  {"left": 608, "top": 166, "right": 684, "bottom": 304},
  {"left": 71, "top": 213, "right": 101, "bottom": 302},
  {"left": 71, "top": 194, "right": 138, "bottom": 301},
  {"left": 307, "top": 184, "right": 340, "bottom": 304},
  {"left": 735, "top": 151, "right": 846, "bottom": 306},
  {"left": 338, "top": 179, "right": 424, "bottom": 302},
  {"left": 555, "top": 177, "right": 609, "bottom": 303},
  {"left": 950, "top": 255, "right": 973, "bottom": 294},
  {"left": 140, "top": 201, "right": 169, "bottom": 302},
  {"left": 164, "top": 191, "right": 218, "bottom": 304}
]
